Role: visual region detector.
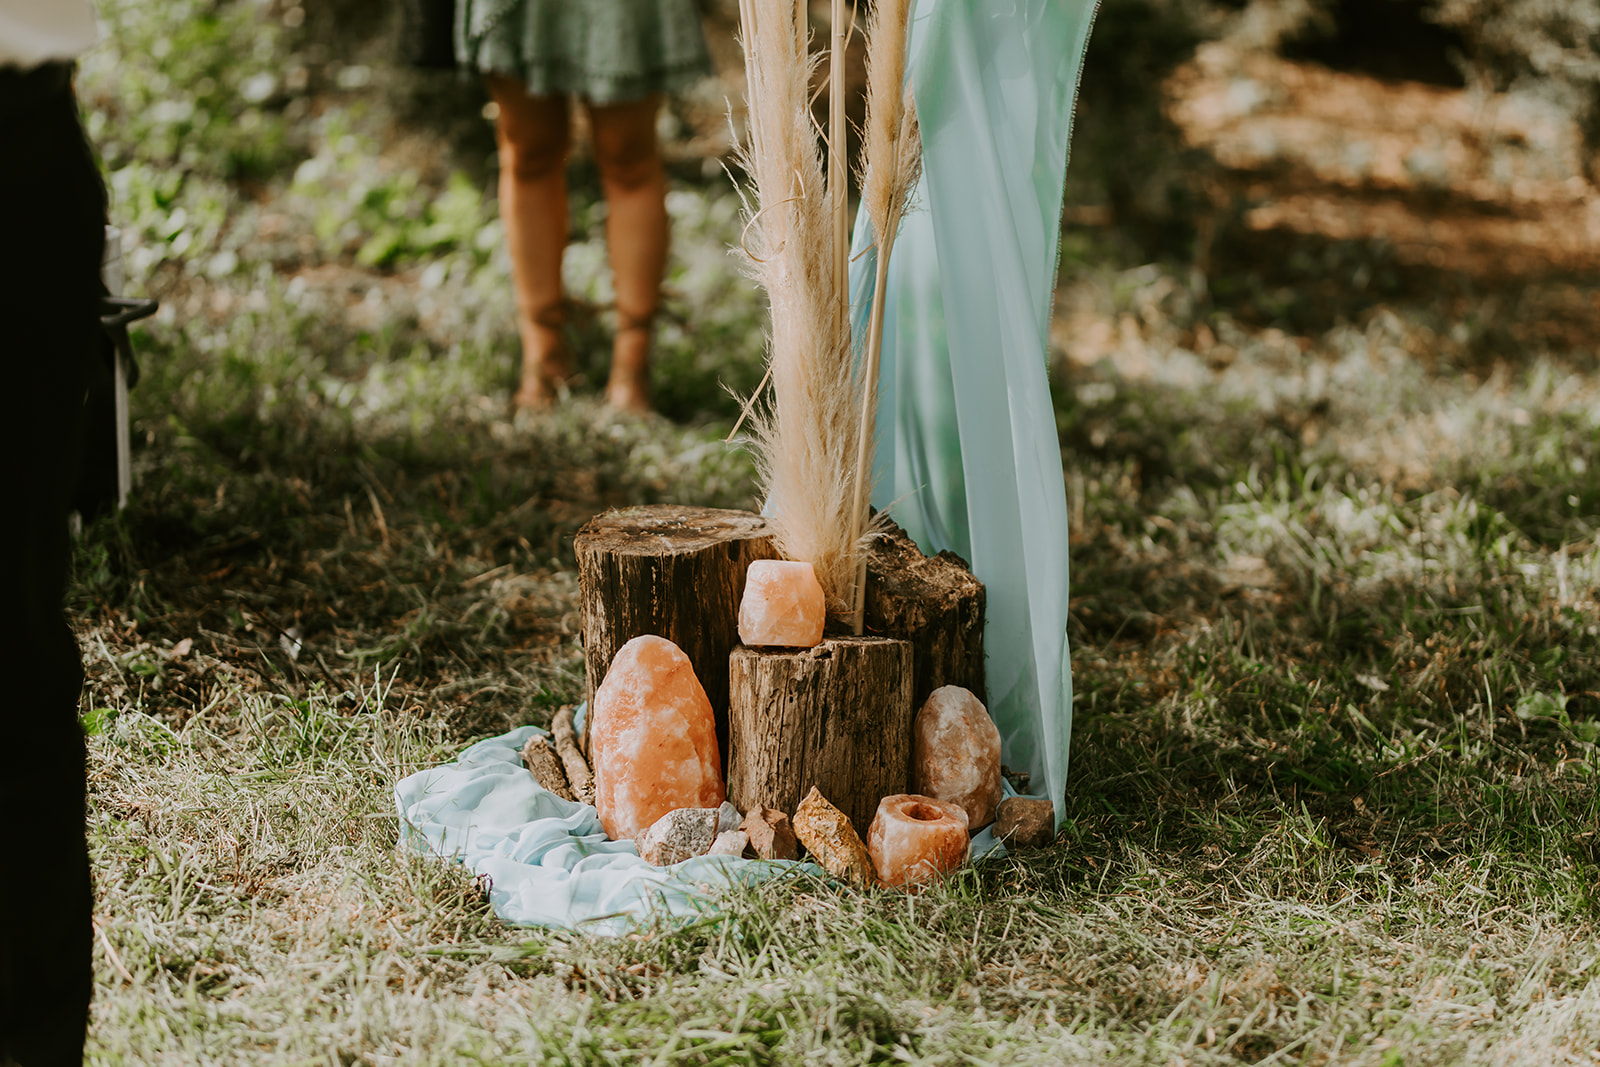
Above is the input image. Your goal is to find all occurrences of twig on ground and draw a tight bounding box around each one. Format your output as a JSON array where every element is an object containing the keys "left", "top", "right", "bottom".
[{"left": 551, "top": 705, "right": 595, "bottom": 806}]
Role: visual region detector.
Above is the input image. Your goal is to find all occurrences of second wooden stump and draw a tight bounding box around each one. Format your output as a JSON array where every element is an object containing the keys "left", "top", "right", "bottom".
[{"left": 727, "top": 636, "right": 913, "bottom": 836}]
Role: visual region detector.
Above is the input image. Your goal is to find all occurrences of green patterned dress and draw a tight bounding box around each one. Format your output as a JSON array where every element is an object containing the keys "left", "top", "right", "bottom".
[{"left": 455, "top": 0, "right": 713, "bottom": 104}]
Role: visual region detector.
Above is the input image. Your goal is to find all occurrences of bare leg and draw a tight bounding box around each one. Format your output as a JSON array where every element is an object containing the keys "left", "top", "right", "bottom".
[
  {"left": 488, "top": 76, "right": 573, "bottom": 410},
  {"left": 586, "top": 94, "right": 668, "bottom": 413}
]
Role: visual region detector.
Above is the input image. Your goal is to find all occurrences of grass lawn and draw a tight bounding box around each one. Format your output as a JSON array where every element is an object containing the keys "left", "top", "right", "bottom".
[{"left": 69, "top": 1, "right": 1598, "bottom": 1063}]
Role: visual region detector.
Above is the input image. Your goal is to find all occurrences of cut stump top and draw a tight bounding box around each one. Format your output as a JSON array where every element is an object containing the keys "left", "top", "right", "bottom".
[{"left": 575, "top": 505, "right": 771, "bottom": 555}]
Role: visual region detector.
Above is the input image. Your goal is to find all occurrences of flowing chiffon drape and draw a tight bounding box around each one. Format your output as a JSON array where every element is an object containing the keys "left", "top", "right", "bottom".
[{"left": 851, "top": 0, "right": 1098, "bottom": 826}]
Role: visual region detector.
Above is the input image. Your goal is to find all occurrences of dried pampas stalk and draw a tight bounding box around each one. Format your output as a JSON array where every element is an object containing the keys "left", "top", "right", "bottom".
[
  {"left": 735, "top": 0, "right": 866, "bottom": 613},
  {"left": 830, "top": 0, "right": 850, "bottom": 336},
  {"left": 847, "top": 0, "right": 921, "bottom": 631}
]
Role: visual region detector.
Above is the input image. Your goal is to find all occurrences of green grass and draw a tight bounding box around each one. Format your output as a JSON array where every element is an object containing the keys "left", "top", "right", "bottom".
[{"left": 67, "top": 1, "right": 1600, "bottom": 1063}]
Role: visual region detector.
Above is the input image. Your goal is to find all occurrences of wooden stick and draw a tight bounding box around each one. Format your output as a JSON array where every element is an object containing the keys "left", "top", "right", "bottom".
[
  {"left": 520, "top": 734, "right": 575, "bottom": 801},
  {"left": 552, "top": 705, "right": 596, "bottom": 806},
  {"left": 848, "top": 233, "right": 895, "bottom": 632},
  {"left": 830, "top": 0, "right": 848, "bottom": 331}
]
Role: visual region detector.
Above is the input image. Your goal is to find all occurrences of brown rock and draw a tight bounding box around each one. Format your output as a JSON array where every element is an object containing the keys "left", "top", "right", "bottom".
[
  {"left": 636, "top": 807, "right": 720, "bottom": 866},
  {"left": 993, "top": 797, "right": 1056, "bottom": 849},
  {"left": 520, "top": 735, "right": 575, "bottom": 801},
  {"left": 740, "top": 806, "right": 799, "bottom": 861},
  {"left": 793, "top": 787, "right": 877, "bottom": 886}
]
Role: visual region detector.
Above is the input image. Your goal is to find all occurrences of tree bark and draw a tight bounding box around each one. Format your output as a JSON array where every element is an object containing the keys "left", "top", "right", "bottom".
[
  {"left": 575, "top": 505, "right": 777, "bottom": 767},
  {"left": 727, "top": 636, "right": 913, "bottom": 836},
  {"left": 864, "top": 518, "right": 987, "bottom": 711}
]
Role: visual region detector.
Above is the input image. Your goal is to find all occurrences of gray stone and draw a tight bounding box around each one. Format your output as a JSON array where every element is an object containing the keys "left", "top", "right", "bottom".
[
  {"left": 636, "top": 807, "right": 720, "bottom": 866},
  {"left": 716, "top": 801, "right": 742, "bottom": 835},
  {"left": 707, "top": 830, "right": 750, "bottom": 857}
]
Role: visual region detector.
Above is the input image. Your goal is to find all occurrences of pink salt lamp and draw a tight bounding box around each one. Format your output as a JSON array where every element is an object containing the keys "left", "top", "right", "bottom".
[
  {"left": 738, "top": 560, "right": 825, "bottom": 648},
  {"left": 590, "top": 635, "right": 725, "bottom": 841},
  {"left": 912, "top": 685, "right": 1003, "bottom": 829},
  {"left": 867, "top": 794, "right": 969, "bottom": 888}
]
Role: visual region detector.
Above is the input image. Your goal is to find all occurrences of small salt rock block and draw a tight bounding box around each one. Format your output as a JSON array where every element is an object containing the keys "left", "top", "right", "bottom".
[
  {"left": 792, "top": 787, "right": 876, "bottom": 886},
  {"left": 993, "top": 797, "right": 1056, "bottom": 849},
  {"left": 738, "top": 560, "right": 825, "bottom": 648},
  {"left": 636, "top": 807, "right": 720, "bottom": 866},
  {"left": 707, "top": 830, "right": 749, "bottom": 857},
  {"left": 913, "top": 685, "right": 1003, "bottom": 829},
  {"left": 868, "top": 794, "right": 969, "bottom": 889},
  {"left": 716, "top": 801, "right": 742, "bottom": 835},
  {"left": 740, "top": 806, "right": 799, "bottom": 861}
]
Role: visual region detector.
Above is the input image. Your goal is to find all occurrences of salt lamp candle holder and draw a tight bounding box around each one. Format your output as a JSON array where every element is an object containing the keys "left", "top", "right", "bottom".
[{"left": 868, "top": 794, "right": 970, "bottom": 888}]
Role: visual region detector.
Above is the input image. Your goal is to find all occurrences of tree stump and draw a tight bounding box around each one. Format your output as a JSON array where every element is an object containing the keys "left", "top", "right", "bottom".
[
  {"left": 727, "top": 636, "right": 913, "bottom": 836},
  {"left": 865, "top": 518, "right": 986, "bottom": 710},
  {"left": 575, "top": 505, "right": 777, "bottom": 766}
]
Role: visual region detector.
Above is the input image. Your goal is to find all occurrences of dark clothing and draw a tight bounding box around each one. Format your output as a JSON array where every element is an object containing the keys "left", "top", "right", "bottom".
[{"left": 0, "top": 60, "right": 103, "bottom": 1067}]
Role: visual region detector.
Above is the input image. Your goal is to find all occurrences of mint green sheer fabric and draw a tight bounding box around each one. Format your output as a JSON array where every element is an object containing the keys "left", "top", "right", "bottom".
[{"left": 852, "top": 0, "right": 1098, "bottom": 826}]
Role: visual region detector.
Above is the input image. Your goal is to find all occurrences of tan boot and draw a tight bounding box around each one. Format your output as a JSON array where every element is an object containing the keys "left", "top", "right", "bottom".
[
  {"left": 604, "top": 309, "right": 654, "bottom": 414},
  {"left": 512, "top": 302, "right": 574, "bottom": 412}
]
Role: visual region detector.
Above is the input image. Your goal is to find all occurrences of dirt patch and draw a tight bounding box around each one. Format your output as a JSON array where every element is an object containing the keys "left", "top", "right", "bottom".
[{"left": 1167, "top": 43, "right": 1600, "bottom": 279}]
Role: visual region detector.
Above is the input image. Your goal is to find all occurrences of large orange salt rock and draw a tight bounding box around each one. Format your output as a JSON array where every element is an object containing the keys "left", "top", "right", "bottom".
[
  {"left": 591, "top": 635, "right": 725, "bottom": 841},
  {"left": 912, "top": 685, "right": 1002, "bottom": 829},
  {"left": 738, "top": 560, "right": 825, "bottom": 648},
  {"left": 868, "top": 794, "right": 969, "bottom": 888}
]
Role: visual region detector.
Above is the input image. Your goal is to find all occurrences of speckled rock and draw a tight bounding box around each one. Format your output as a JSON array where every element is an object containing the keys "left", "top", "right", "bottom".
[
  {"left": 636, "top": 807, "right": 720, "bottom": 866},
  {"left": 793, "top": 787, "right": 876, "bottom": 886}
]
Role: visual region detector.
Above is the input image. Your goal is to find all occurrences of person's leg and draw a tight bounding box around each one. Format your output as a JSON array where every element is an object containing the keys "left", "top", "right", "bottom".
[
  {"left": 0, "top": 62, "right": 102, "bottom": 1067},
  {"left": 584, "top": 94, "right": 668, "bottom": 413},
  {"left": 487, "top": 75, "right": 573, "bottom": 410}
]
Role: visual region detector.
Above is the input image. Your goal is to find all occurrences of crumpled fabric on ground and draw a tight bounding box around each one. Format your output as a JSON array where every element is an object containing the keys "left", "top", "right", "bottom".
[
  {"left": 395, "top": 724, "right": 1012, "bottom": 931},
  {"left": 395, "top": 725, "right": 792, "bottom": 933}
]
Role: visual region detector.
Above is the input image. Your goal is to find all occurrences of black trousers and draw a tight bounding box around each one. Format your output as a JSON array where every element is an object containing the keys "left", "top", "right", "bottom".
[{"left": 0, "top": 61, "right": 104, "bottom": 1067}]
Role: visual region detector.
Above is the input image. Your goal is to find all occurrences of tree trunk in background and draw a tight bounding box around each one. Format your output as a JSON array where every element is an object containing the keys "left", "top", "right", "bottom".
[
  {"left": 575, "top": 505, "right": 777, "bottom": 767},
  {"left": 727, "top": 636, "right": 913, "bottom": 836}
]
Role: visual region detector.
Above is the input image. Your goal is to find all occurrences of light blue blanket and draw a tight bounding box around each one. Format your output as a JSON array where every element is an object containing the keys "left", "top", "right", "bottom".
[{"left": 394, "top": 725, "right": 803, "bottom": 934}]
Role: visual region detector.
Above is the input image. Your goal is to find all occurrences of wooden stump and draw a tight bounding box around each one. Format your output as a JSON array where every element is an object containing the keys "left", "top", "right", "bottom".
[
  {"left": 865, "top": 518, "right": 986, "bottom": 710},
  {"left": 727, "top": 636, "right": 913, "bottom": 836},
  {"left": 575, "top": 505, "right": 777, "bottom": 765}
]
